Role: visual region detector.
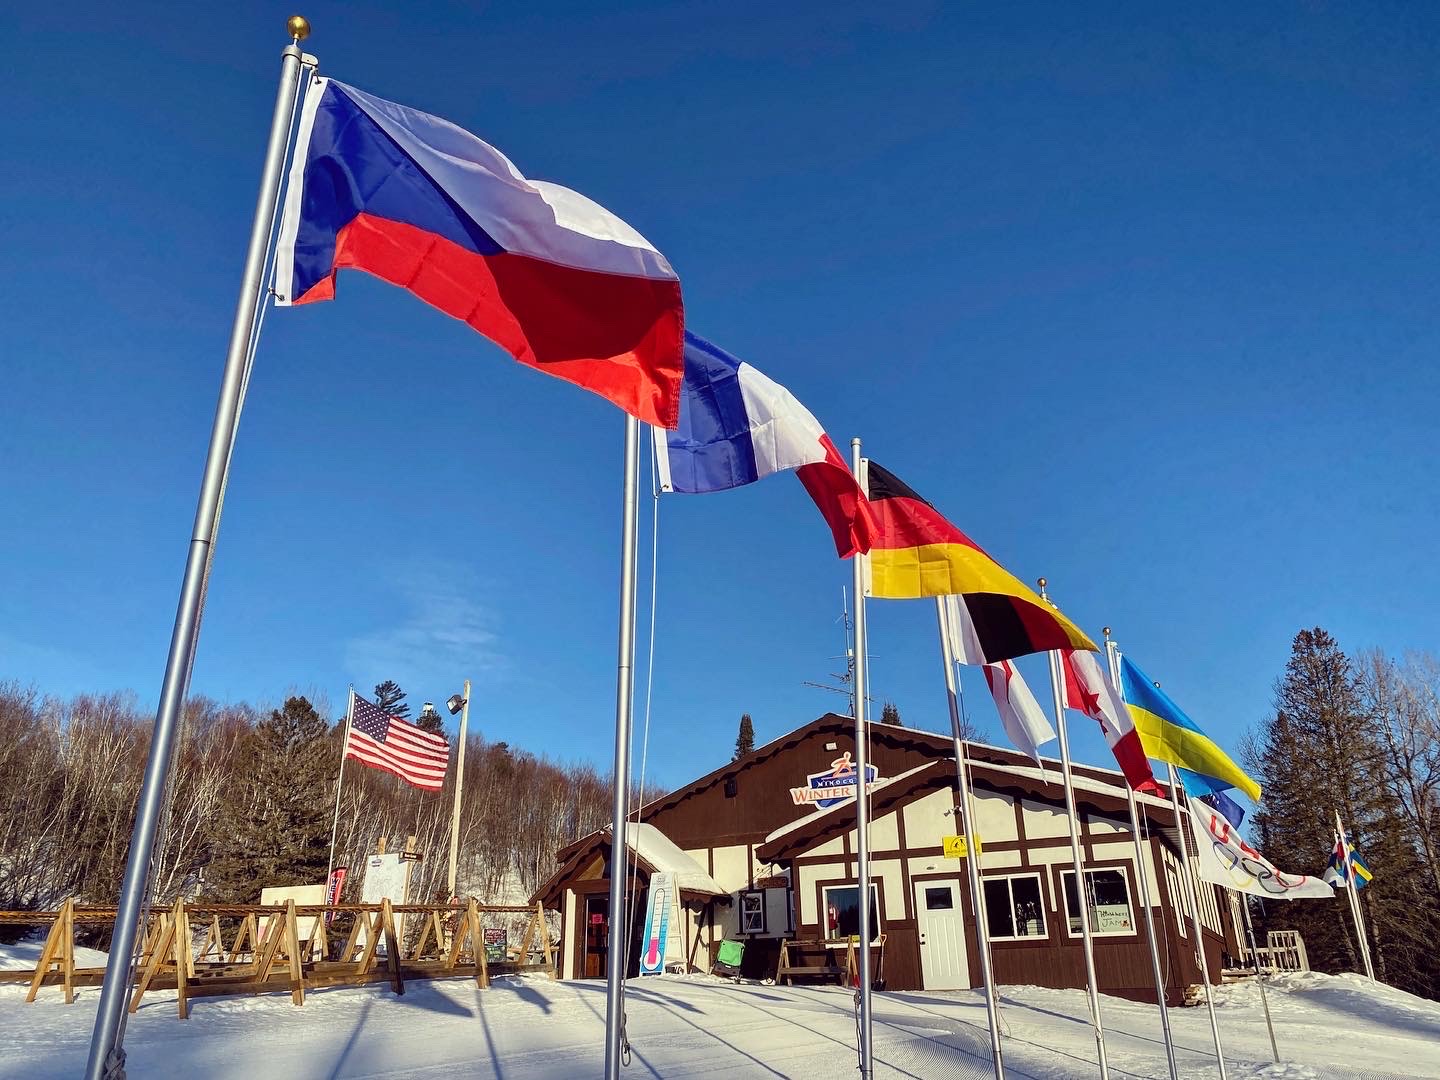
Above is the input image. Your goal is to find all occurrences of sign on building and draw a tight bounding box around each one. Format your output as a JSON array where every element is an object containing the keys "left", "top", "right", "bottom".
[
  {"left": 790, "top": 752, "right": 880, "bottom": 809},
  {"left": 942, "top": 834, "right": 982, "bottom": 859},
  {"left": 638, "top": 871, "right": 680, "bottom": 975}
]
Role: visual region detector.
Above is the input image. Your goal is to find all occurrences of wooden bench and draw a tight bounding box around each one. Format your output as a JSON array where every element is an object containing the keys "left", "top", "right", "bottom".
[
  {"left": 776, "top": 935, "right": 887, "bottom": 987},
  {"left": 776, "top": 938, "right": 846, "bottom": 985}
]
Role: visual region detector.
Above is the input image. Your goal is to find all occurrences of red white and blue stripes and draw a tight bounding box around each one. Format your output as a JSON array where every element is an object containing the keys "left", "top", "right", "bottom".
[
  {"left": 654, "top": 332, "right": 874, "bottom": 558},
  {"left": 275, "top": 78, "right": 684, "bottom": 427}
]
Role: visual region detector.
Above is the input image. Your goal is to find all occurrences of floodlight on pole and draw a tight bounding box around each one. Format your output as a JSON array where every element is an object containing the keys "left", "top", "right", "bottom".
[{"left": 446, "top": 680, "right": 472, "bottom": 900}]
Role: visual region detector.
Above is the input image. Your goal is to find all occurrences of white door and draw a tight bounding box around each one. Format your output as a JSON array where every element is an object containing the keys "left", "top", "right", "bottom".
[{"left": 915, "top": 879, "right": 970, "bottom": 990}]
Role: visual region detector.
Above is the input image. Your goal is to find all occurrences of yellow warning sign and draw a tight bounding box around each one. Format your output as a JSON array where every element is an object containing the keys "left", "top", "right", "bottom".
[{"left": 942, "top": 834, "right": 982, "bottom": 859}]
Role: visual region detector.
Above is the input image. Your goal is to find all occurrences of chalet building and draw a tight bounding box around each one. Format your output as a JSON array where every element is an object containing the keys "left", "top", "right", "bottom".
[{"left": 532, "top": 713, "right": 1243, "bottom": 1004}]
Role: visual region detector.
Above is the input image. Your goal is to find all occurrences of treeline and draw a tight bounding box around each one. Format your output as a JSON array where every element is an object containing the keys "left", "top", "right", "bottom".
[
  {"left": 0, "top": 683, "right": 613, "bottom": 922},
  {"left": 1247, "top": 629, "right": 1440, "bottom": 1001}
]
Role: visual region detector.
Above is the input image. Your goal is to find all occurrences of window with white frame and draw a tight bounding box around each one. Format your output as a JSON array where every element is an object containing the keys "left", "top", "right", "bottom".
[
  {"left": 982, "top": 874, "right": 1047, "bottom": 940},
  {"left": 1060, "top": 867, "right": 1136, "bottom": 937},
  {"left": 821, "top": 883, "right": 881, "bottom": 942},
  {"left": 739, "top": 890, "right": 766, "bottom": 934}
]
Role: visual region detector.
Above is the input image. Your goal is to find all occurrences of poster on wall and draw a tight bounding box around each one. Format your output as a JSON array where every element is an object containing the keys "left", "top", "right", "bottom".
[
  {"left": 1092, "top": 904, "right": 1133, "bottom": 933},
  {"left": 638, "top": 871, "right": 676, "bottom": 976}
]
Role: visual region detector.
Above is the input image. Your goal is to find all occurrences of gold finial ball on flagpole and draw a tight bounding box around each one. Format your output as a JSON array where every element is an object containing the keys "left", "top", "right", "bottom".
[
  {"left": 1036, "top": 577, "right": 1047, "bottom": 590},
  {"left": 1103, "top": 626, "right": 1112, "bottom": 638},
  {"left": 287, "top": 15, "right": 311, "bottom": 40}
]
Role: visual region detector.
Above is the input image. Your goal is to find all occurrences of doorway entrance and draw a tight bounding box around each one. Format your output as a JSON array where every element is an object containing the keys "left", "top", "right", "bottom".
[
  {"left": 915, "top": 879, "right": 969, "bottom": 989},
  {"left": 583, "top": 895, "right": 609, "bottom": 978}
]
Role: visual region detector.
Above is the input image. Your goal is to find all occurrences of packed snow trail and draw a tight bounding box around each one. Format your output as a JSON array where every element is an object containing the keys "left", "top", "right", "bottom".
[{"left": 1, "top": 968, "right": 1436, "bottom": 1078}]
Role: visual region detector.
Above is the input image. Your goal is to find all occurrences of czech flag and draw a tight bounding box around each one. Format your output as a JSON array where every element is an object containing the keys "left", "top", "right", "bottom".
[
  {"left": 275, "top": 78, "right": 684, "bottom": 428},
  {"left": 653, "top": 333, "right": 874, "bottom": 558}
]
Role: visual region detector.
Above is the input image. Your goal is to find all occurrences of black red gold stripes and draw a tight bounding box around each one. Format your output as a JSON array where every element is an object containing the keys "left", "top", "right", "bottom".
[{"left": 865, "top": 461, "right": 1096, "bottom": 661}]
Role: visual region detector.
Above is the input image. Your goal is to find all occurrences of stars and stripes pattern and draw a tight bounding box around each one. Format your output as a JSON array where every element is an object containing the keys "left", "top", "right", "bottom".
[{"left": 345, "top": 694, "right": 449, "bottom": 791}]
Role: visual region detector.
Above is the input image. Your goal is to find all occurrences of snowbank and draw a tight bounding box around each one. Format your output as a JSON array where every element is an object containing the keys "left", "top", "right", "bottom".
[{"left": 0, "top": 967, "right": 1434, "bottom": 1078}]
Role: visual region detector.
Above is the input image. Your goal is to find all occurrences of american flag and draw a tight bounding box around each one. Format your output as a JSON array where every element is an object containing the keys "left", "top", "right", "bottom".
[{"left": 345, "top": 694, "right": 450, "bottom": 791}]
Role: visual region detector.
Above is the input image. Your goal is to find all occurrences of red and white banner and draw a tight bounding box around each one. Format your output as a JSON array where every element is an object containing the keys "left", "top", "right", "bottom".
[{"left": 325, "top": 866, "right": 348, "bottom": 924}]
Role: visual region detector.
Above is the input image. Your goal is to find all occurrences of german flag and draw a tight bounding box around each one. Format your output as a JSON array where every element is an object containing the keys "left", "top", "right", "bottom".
[{"left": 865, "top": 461, "right": 1096, "bottom": 662}]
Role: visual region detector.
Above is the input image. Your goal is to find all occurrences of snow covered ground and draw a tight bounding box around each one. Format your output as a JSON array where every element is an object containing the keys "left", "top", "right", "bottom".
[{"left": 1, "top": 961, "right": 1435, "bottom": 1079}]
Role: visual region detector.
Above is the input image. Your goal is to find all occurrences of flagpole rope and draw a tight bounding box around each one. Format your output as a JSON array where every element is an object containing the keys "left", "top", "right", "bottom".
[
  {"left": 618, "top": 425, "right": 661, "bottom": 1068},
  {"left": 116, "top": 60, "right": 316, "bottom": 1051}
]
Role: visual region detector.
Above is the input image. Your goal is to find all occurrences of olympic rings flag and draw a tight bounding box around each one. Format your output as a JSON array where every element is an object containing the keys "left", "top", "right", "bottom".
[{"left": 1188, "top": 797, "right": 1335, "bottom": 901}]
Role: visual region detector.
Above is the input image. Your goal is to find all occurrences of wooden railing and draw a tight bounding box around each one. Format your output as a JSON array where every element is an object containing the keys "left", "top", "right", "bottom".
[{"left": 1, "top": 899, "right": 556, "bottom": 1016}]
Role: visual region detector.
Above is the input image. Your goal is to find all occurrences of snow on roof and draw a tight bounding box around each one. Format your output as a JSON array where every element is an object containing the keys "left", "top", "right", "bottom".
[
  {"left": 971, "top": 760, "right": 1174, "bottom": 812},
  {"left": 607, "top": 821, "right": 726, "bottom": 897},
  {"left": 762, "top": 761, "right": 940, "bottom": 846}
]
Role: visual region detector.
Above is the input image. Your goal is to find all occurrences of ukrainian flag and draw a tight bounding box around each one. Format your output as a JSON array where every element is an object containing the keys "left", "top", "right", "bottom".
[{"left": 1119, "top": 656, "right": 1262, "bottom": 802}]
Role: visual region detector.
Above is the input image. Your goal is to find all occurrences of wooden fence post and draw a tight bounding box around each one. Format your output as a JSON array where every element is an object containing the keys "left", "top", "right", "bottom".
[
  {"left": 61, "top": 898, "right": 75, "bottom": 1003},
  {"left": 174, "top": 899, "right": 190, "bottom": 1020},
  {"left": 472, "top": 900, "right": 489, "bottom": 989},
  {"left": 253, "top": 909, "right": 287, "bottom": 983},
  {"left": 227, "top": 913, "right": 255, "bottom": 964},
  {"left": 284, "top": 899, "right": 305, "bottom": 1006},
  {"left": 444, "top": 904, "right": 467, "bottom": 972},
  {"left": 356, "top": 910, "right": 381, "bottom": 974},
  {"left": 380, "top": 898, "right": 404, "bottom": 996},
  {"left": 25, "top": 899, "right": 74, "bottom": 1004},
  {"left": 129, "top": 913, "right": 176, "bottom": 1014},
  {"left": 537, "top": 902, "right": 554, "bottom": 978},
  {"left": 518, "top": 908, "right": 538, "bottom": 966}
]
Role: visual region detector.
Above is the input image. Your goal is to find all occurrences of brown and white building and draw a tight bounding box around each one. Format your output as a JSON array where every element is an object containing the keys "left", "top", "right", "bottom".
[{"left": 532, "top": 713, "right": 1242, "bottom": 1003}]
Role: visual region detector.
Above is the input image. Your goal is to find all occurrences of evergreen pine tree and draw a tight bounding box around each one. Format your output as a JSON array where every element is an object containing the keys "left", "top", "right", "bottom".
[
  {"left": 733, "top": 714, "right": 755, "bottom": 760},
  {"left": 414, "top": 703, "right": 447, "bottom": 737},
  {"left": 881, "top": 701, "right": 904, "bottom": 727},
  {"left": 1249, "top": 629, "right": 1431, "bottom": 995},
  {"left": 207, "top": 696, "right": 339, "bottom": 900},
  {"left": 373, "top": 680, "right": 409, "bottom": 718}
]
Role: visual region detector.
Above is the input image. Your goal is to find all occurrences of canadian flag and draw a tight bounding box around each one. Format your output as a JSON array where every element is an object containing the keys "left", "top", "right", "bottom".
[{"left": 1060, "top": 650, "right": 1163, "bottom": 797}]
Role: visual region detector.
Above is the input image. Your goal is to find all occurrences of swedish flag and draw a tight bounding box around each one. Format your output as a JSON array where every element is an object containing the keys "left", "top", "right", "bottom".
[{"left": 1119, "top": 656, "right": 1262, "bottom": 802}]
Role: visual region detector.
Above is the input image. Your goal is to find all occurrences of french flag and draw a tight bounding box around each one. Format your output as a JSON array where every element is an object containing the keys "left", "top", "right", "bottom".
[
  {"left": 654, "top": 333, "right": 874, "bottom": 558},
  {"left": 274, "top": 78, "right": 684, "bottom": 428}
]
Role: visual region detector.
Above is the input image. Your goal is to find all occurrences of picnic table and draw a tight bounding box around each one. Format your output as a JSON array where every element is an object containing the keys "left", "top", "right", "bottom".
[{"left": 775, "top": 935, "right": 886, "bottom": 988}]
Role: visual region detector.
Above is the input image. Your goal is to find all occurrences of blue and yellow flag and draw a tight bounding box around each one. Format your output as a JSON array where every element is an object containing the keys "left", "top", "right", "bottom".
[
  {"left": 1119, "top": 656, "right": 1262, "bottom": 802},
  {"left": 1326, "top": 831, "right": 1374, "bottom": 889}
]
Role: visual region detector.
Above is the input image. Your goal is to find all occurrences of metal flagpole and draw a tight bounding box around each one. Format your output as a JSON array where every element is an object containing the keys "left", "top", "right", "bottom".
[
  {"left": 446, "top": 678, "right": 472, "bottom": 899},
  {"left": 1104, "top": 633, "right": 1178, "bottom": 1080},
  {"left": 1038, "top": 581, "right": 1109, "bottom": 1079},
  {"left": 936, "top": 598, "right": 1005, "bottom": 1078},
  {"left": 1335, "top": 810, "right": 1376, "bottom": 981},
  {"left": 604, "top": 416, "right": 641, "bottom": 1080},
  {"left": 850, "top": 440, "right": 874, "bottom": 1079},
  {"left": 327, "top": 687, "right": 356, "bottom": 888},
  {"left": 1239, "top": 893, "right": 1280, "bottom": 1062},
  {"left": 1170, "top": 763, "right": 1228, "bottom": 1078},
  {"left": 84, "top": 22, "right": 312, "bottom": 1080}
]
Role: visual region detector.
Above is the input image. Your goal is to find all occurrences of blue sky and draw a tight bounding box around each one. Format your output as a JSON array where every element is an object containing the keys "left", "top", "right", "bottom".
[{"left": 2, "top": 2, "right": 1436, "bottom": 804}]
